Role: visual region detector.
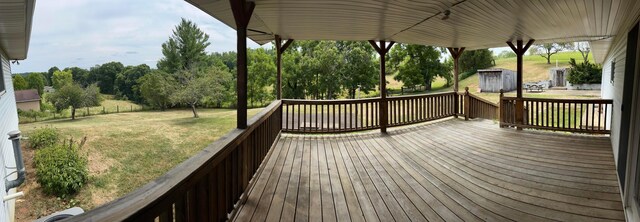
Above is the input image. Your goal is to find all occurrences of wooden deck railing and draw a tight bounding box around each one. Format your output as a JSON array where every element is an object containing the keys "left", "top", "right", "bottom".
[
  {"left": 387, "top": 92, "right": 458, "bottom": 127},
  {"left": 282, "top": 98, "right": 380, "bottom": 133},
  {"left": 282, "top": 91, "right": 491, "bottom": 133},
  {"left": 68, "top": 100, "right": 283, "bottom": 221},
  {"left": 465, "top": 89, "right": 499, "bottom": 120},
  {"left": 500, "top": 96, "right": 613, "bottom": 134}
]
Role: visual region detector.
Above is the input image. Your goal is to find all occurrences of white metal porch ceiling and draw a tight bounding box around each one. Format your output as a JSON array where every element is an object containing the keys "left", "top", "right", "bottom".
[
  {"left": 186, "top": 0, "right": 640, "bottom": 62},
  {"left": 0, "top": 0, "right": 35, "bottom": 60}
]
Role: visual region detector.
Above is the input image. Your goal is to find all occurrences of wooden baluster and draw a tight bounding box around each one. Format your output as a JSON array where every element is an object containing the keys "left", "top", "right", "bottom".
[{"left": 604, "top": 103, "right": 608, "bottom": 130}]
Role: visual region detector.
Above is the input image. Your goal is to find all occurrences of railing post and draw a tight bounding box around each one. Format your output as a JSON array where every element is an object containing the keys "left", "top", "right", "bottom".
[
  {"left": 464, "top": 87, "right": 470, "bottom": 120},
  {"left": 453, "top": 92, "right": 459, "bottom": 118},
  {"left": 499, "top": 89, "right": 504, "bottom": 128}
]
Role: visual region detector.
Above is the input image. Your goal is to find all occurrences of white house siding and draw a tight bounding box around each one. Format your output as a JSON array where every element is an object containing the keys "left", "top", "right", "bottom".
[
  {"left": 601, "top": 19, "right": 638, "bottom": 170},
  {"left": 0, "top": 49, "right": 18, "bottom": 222}
]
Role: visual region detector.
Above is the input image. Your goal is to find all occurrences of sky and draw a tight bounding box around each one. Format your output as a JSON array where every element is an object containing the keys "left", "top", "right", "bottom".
[
  {"left": 14, "top": 0, "right": 509, "bottom": 73},
  {"left": 13, "top": 0, "right": 265, "bottom": 73}
]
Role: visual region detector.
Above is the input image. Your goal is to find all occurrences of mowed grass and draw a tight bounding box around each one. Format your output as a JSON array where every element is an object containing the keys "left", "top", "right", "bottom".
[{"left": 17, "top": 108, "right": 262, "bottom": 220}]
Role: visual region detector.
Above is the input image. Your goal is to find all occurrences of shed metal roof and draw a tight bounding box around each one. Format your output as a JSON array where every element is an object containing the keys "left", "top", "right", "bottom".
[
  {"left": 0, "top": 0, "right": 35, "bottom": 60},
  {"left": 186, "top": 0, "right": 640, "bottom": 63}
]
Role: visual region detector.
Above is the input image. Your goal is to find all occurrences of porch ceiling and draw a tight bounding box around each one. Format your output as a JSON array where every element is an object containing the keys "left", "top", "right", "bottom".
[
  {"left": 0, "top": 0, "right": 35, "bottom": 60},
  {"left": 187, "top": 0, "right": 639, "bottom": 59}
]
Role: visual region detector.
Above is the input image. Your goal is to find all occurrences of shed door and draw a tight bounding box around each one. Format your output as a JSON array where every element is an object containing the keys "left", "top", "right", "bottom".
[{"left": 555, "top": 70, "right": 565, "bottom": 87}]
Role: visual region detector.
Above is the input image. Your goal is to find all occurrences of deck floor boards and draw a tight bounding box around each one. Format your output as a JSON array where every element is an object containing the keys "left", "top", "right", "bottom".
[{"left": 235, "top": 118, "right": 624, "bottom": 221}]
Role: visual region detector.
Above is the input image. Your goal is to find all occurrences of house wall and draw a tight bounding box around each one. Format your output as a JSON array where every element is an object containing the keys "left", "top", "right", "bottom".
[
  {"left": 16, "top": 101, "right": 39, "bottom": 111},
  {"left": 601, "top": 17, "right": 640, "bottom": 175},
  {"left": 0, "top": 49, "right": 19, "bottom": 221}
]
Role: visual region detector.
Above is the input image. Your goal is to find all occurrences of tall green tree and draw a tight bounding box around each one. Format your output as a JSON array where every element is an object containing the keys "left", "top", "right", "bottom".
[
  {"left": 52, "top": 70, "right": 73, "bottom": 89},
  {"left": 88, "top": 62, "right": 124, "bottom": 94},
  {"left": 337, "top": 41, "right": 378, "bottom": 99},
  {"left": 65, "top": 67, "right": 90, "bottom": 86},
  {"left": 390, "top": 44, "right": 451, "bottom": 91},
  {"left": 115, "top": 64, "right": 151, "bottom": 102},
  {"left": 157, "top": 18, "right": 210, "bottom": 74},
  {"left": 458, "top": 49, "right": 494, "bottom": 74},
  {"left": 248, "top": 48, "right": 276, "bottom": 107},
  {"left": 48, "top": 83, "right": 102, "bottom": 120},
  {"left": 534, "top": 43, "right": 572, "bottom": 64},
  {"left": 12, "top": 75, "right": 28, "bottom": 90},
  {"left": 138, "top": 70, "right": 175, "bottom": 111},
  {"left": 46, "top": 66, "right": 60, "bottom": 86},
  {"left": 25, "top": 73, "right": 46, "bottom": 95},
  {"left": 281, "top": 47, "right": 307, "bottom": 99}
]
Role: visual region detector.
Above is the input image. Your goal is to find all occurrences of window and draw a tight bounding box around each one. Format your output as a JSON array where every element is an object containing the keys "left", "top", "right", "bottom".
[{"left": 611, "top": 61, "right": 616, "bottom": 83}]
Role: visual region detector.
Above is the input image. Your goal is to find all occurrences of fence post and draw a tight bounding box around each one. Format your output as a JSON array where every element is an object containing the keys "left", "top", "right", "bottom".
[
  {"left": 131, "top": 105, "right": 133, "bottom": 112},
  {"left": 499, "top": 89, "right": 504, "bottom": 128},
  {"left": 87, "top": 107, "right": 90, "bottom": 116},
  {"left": 117, "top": 105, "right": 119, "bottom": 113},
  {"left": 464, "top": 87, "right": 470, "bottom": 120}
]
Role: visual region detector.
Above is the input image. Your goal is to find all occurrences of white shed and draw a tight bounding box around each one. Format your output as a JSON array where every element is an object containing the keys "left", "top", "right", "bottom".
[{"left": 477, "top": 69, "right": 517, "bottom": 92}]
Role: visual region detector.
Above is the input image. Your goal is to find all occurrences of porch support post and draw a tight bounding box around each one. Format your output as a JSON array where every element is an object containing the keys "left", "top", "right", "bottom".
[
  {"left": 369, "top": 40, "right": 395, "bottom": 133},
  {"left": 275, "top": 35, "right": 294, "bottom": 100},
  {"left": 230, "top": 0, "right": 255, "bottom": 129},
  {"left": 447, "top": 47, "right": 465, "bottom": 118},
  {"left": 507, "top": 39, "right": 535, "bottom": 130}
]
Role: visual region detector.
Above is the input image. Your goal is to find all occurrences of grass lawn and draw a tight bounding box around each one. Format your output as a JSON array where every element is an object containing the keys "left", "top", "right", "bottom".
[{"left": 16, "top": 108, "right": 262, "bottom": 221}]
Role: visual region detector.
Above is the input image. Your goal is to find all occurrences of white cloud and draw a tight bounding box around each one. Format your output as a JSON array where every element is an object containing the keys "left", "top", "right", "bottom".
[{"left": 14, "top": 0, "right": 266, "bottom": 73}]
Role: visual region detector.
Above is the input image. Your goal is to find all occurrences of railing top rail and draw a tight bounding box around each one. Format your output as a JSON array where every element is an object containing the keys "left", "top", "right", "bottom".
[
  {"left": 386, "top": 91, "right": 456, "bottom": 100},
  {"left": 282, "top": 97, "right": 380, "bottom": 104},
  {"left": 468, "top": 94, "right": 499, "bottom": 108},
  {"left": 501, "top": 96, "right": 613, "bottom": 103},
  {"left": 68, "top": 100, "right": 283, "bottom": 221}
]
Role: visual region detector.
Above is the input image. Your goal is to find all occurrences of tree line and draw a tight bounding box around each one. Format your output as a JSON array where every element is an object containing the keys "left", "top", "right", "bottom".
[{"left": 15, "top": 18, "right": 495, "bottom": 118}]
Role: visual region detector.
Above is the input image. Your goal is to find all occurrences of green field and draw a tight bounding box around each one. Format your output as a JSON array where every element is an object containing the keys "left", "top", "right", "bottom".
[{"left": 17, "top": 108, "right": 261, "bottom": 220}]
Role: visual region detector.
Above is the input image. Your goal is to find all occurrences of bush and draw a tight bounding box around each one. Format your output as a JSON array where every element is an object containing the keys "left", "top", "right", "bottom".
[
  {"left": 34, "top": 138, "right": 88, "bottom": 197},
  {"left": 567, "top": 58, "right": 602, "bottom": 84},
  {"left": 28, "top": 127, "right": 59, "bottom": 149},
  {"left": 460, "top": 70, "right": 477, "bottom": 80}
]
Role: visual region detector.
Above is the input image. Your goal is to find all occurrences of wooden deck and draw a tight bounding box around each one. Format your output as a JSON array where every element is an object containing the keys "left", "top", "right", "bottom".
[{"left": 235, "top": 118, "right": 624, "bottom": 222}]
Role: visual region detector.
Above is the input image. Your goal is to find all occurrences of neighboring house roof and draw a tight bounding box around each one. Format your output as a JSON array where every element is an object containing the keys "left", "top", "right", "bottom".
[
  {"left": 185, "top": 0, "right": 640, "bottom": 63},
  {"left": 14, "top": 89, "right": 40, "bottom": 102},
  {"left": 0, "top": 0, "right": 36, "bottom": 60}
]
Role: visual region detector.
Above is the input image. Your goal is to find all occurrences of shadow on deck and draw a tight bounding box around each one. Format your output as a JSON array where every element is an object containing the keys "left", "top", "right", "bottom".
[{"left": 235, "top": 118, "right": 623, "bottom": 221}]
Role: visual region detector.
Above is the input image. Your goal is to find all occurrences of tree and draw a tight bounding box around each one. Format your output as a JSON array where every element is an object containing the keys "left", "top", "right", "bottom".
[
  {"left": 574, "top": 42, "right": 591, "bottom": 63},
  {"left": 281, "top": 47, "right": 307, "bottom": 99},
  {"left": 248, "top": 48, "right": 276, "bottom": 106},
  {"left": 157, "top": 18, "right": 210, "bottom": 74},
  {"left": 171, "top": 68, "right": 221, "bottom": 118},
  {"left": 115, "top": 64, "right": 151, "bottom": 102},
  {"left": 88, "top": 62, "right": 124, "bottom": 94},
  {"left": 535, "top": 43, "right": 572, "bottom": 64},
  {"left": 65, "top": 67, "right": 90, "bottom": 86},
  {"left": 458, "top": 49, "right": 494, "bottom": 79},
  {"left": 138, "top": 70, "right": 175, "bottom": 111},
  {"left": 390, "top": 44, "right": 451, "bottom": 91},
  {"left": 567, "top": 58, "right": 602, "bottom": 84},
  {"left": 497, "top": 51, "right": 516, "bottom": 59},
  {"left": 52, "top": 70, "right": 73, "bottom": 89},
  {"left": 12, "top": 75, "right": 28, "bottom": 90},
  {"left": 46, "top": 66, "right": 60, "bottom": 86},
  {"left": 25, "top": 73, "right": 46, "bottom": 95},
  {"left": 48, "top": 83, "right": 102, "bottom": 120},
  {"left": 337, "top": 41, "right": 377, "bottom": 99}
]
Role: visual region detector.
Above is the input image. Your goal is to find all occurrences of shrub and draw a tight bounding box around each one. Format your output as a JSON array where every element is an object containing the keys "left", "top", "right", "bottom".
[
  {"left": 567, "top": 58, "right": 602, "bottom": 84},
  {"left": 35, "top": 138, "right": 88, "bottom": 197},
  {"left": 28, "top": 127, "right": 59, "bottom": 149}
]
